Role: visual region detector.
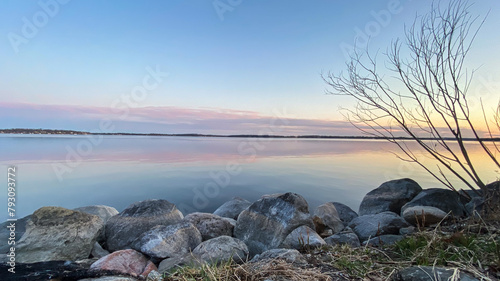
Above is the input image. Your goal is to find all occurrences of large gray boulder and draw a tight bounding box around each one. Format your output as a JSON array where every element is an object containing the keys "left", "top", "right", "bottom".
[
  {"left": 105, "top": 199, "right": 184, "bottom": 252},
  {"left": 192, "top": 236, "right": 249, "bottom": 263},
  {"left": 349, "top": 211, "right": 409, "bottom": 241},
  {"left": 74, "top": 205, "right": 119, "bottom": 242},
  {"left": 401, "top": 188, "right": 466, "bottom": 217},
  {"left": 402, "top": 206, "right": 448, "bottom": 226},
  {"left": 281, "top": 225, "right": 326, "bottom": 250},
  {"left": 133, "top": 222, "right": 202, "bottom": 260},
  {"left": 394, "top": 266, "right": 479, "bottom": 281},
  {"left": 74, "top": 205, "right": 119, "bottom": 223},
  {"left": 332, "top": 202, "right": 358, "bottom": 224},
  {"left": 359, "top": 179, "right": 422, "bottom": 216},
  {"left": 234, "top": 192, "right": 314, "bottom": 256},
  {"left": 17, "top": 207, "right": 104, "bottom": 263},
  {"left": 213, "top": 197, "right": 252, "bottom": 219},
  {"left": 183, "top": 212, "right": 233, "bottom": 241}
]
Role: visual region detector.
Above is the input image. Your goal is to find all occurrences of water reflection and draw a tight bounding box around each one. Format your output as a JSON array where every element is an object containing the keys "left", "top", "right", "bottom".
[{"left": 0, "top": 135, "right": 496, "bottom": 221}]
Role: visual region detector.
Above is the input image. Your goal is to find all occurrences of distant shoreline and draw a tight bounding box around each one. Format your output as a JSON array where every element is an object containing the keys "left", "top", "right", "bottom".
[{"left": 2, "top": 128, "right": 499, "bottom": 142}]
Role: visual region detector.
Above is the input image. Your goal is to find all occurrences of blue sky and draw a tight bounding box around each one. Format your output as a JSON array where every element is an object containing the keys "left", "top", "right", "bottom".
[{"left": 1, "top": 0, "right": 499, "bottom": 135}]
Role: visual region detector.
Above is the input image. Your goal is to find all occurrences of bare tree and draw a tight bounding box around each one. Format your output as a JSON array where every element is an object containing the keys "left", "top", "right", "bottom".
[{"left": 323, "top": 1, "right": 499, "bottom": 200}]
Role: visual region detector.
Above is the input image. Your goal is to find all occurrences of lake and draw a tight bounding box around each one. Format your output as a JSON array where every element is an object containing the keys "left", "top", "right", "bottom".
[{"left": 0, "top": 135, "right": 496, "bottom": 221}]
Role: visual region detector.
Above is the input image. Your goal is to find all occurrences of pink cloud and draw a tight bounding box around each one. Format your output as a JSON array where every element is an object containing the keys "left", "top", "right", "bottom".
[{"left": 0, "top": 102, "right": 379, "bottom": 136}]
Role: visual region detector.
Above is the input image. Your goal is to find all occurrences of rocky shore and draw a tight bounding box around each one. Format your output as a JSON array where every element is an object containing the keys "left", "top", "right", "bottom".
[{"left": 1, "top": 178, "right": 498, "bottom": 281}]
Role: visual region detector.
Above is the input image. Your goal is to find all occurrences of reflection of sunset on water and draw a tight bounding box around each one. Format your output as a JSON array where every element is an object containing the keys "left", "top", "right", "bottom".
[{"left": 1, "top": 136, "right": 497, "bottom": 221}]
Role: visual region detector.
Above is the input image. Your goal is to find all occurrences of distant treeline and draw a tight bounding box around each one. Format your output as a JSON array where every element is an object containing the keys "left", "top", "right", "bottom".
[{"left": 1, "top": 128, "right": 499, "bottom": 141}]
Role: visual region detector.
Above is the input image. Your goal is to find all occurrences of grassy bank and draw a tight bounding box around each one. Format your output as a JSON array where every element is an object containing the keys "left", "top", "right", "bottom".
[{"left": 162, "top": 219, "right": 500, "bottom": 281}]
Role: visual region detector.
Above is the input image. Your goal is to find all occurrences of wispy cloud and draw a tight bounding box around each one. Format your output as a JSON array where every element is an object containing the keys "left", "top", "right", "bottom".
[{"left": 0, "top": 102, "right": 379, "bottom": 136}]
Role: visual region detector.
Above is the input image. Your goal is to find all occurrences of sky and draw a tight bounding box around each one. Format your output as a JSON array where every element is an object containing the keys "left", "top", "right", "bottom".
[{"left": 1, "top": 0, "right": 499, "bottom": 135}]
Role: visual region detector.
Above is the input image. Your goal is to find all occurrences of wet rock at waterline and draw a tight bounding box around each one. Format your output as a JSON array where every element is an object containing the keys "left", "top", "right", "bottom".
[
  {"left": 16, "top": 207, "right": 103, "bottom": 263},
  {"left": 213, "top": 197, "right": 252, "bottom": 219},
  {"left": 105, "top": 199, "right": 184, "bottom": 252},
  {"left": 359, "top": 178, "right": 422, "bottom": 216},
  {"left": 331, "top": 202, "right": 358, "bottom": 224}
]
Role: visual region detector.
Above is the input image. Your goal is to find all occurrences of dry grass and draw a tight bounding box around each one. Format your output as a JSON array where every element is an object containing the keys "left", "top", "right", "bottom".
[{"left": 162, "top": 218, "right": 500, "bottom": 281}]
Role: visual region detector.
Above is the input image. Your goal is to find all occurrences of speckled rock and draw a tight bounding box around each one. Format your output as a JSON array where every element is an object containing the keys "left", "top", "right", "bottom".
[
  {"left": 234, "top": 193, "right": 314, "bottom": 256},
  {"left": 90, "top": 249, "right": 156, "bottom": 279},
  {"left": 281, "top": 225, "right": 326, "bottom": 249},
  {"left": 133, "top": 222, "right": 202, "bottom": 259},
  {"left": 105, "top": 199, "right": 183, "bottom": 252},
  {"left": 183, "top": 212, "right": 233, "bottom": 241}
]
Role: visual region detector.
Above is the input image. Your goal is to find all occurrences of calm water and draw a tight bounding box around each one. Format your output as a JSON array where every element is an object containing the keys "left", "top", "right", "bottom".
[{"left": 0, "top": 135, "right": 496, "bottom": 221}]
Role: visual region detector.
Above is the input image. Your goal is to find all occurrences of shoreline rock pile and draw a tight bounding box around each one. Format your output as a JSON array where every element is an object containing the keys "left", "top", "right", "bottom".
[{"left": 0, "top": 178, "right": 491, "bottom": 280}]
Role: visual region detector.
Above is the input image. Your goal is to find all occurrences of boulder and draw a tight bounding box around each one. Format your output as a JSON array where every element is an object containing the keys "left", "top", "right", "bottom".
[
  {"left": 394, "top": 266, "right": 479, "bottom": 281},
  {"left": 75, "top": 205, "right": 118, "bottom": 243},
  {"left": 183, "top": 212, "right": 233, "bottom": 241},
  {"left": 16, "top": 207, "right": 104, "bottom": 263},
  {"left": 105, "top": 199, "right": 183, "bottom": 252},
  {"left": 74, "top": 205, "right": 119, "bottom": 223},
  {"left": 133, "top": 222, "right": 202, "bottom": 260},
  {"left": 349, "top": 211, "right": 409, "bottom": 241},
  {"left": 90, "top": 249, "right": 156, "bottom": 279},
  {"left": 324, "top": 231, "right": 361, "bottom": 247},
  {"left": 213, "top": 197, "right": 252, "bottom": 219},
  {"left": 402, "top": 206, "right": 448, "bottom": 226},
  {"left": 250, "top": 248, "right": 306, "bottom": 264},
  {"left": 401, "top": 188, "right": 466, "bottom": 217},
  {"left": 234, "top": 193, "right": 314, "bottom": 256},
  {"left": 281, "top": 226, "right": 326, "bottom": 250},
  {"left": 158, "top": 254, "right": 203, "bottom": 274},
  {"left": 331, "top": 202, "right": 358, "bottom": 224},
  {"left": 91, "top": 242, "right": 110, "bottom": 259},
  {"left": 363, "top": 234, "right": 404, "bottom": 247},
  {"left": 313, "top": 202, "right": 344, "bottom": 234},
  {"left": 192, "top": 236, "right": 249, "bottom": 264},
  {"left": 0, "top": 215, "right": 31, "bottom": 254},
  {"left": 359, "top": 179, "right": 422, "bottom": 216},
  {"left": 222, "top": 217, "right": 237, "bottom": 228}
]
